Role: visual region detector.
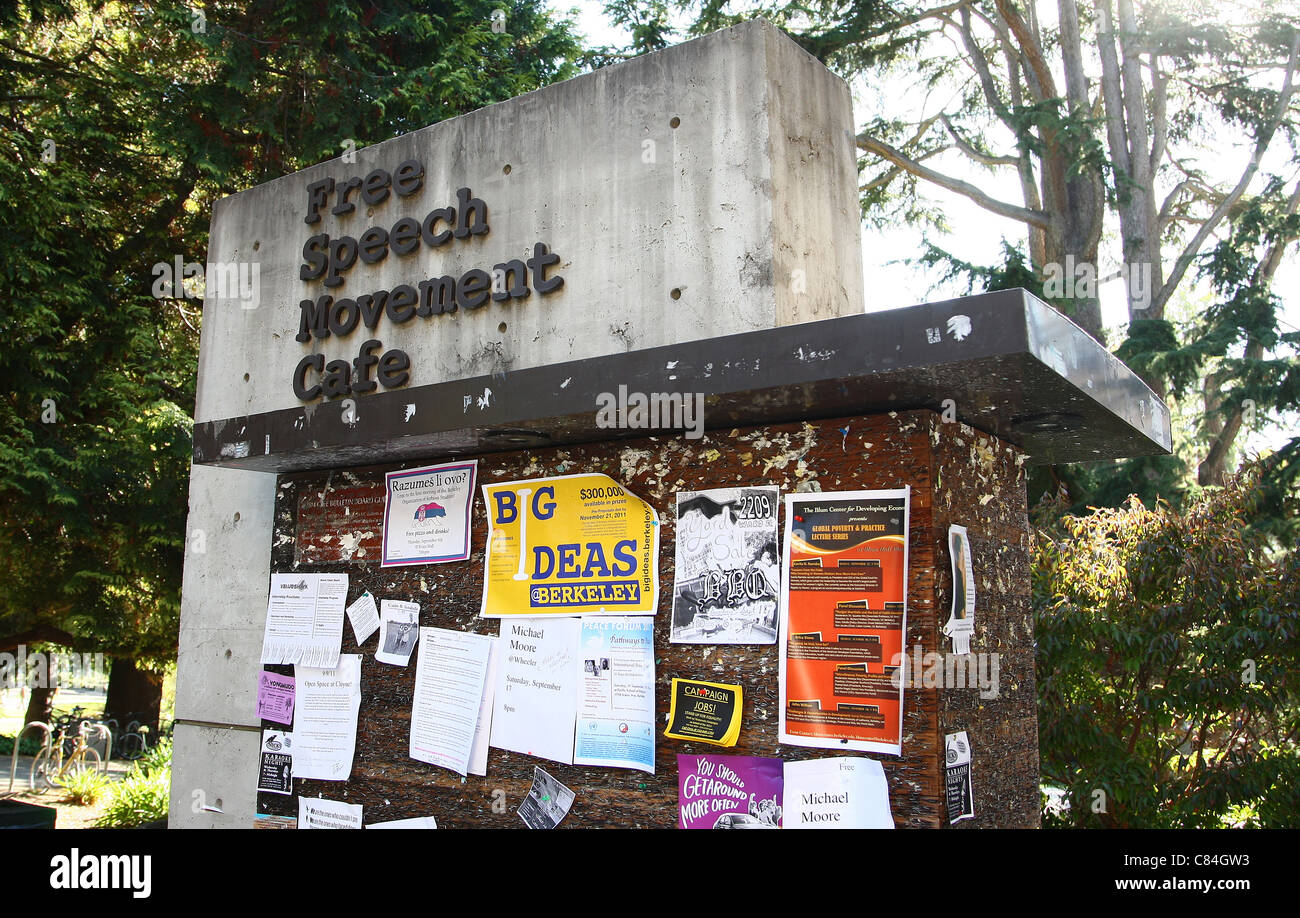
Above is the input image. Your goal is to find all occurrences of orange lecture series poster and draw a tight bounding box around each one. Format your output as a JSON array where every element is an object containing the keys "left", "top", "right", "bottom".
[{"left": 779, "top": 488, "right": 910, "bottom": 755}]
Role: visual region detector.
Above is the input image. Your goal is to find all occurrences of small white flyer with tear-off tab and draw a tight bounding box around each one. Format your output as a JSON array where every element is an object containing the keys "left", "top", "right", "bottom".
[{"left": 943, "top": 525, "right": 976, "bottom": 654}]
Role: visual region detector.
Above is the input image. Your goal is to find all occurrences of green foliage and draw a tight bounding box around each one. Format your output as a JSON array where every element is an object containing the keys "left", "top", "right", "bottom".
[
  {"left": 135, "top": 735, "right": 172, "bottom": 776},
  {"left": 916, "top": 239, "right": 1042, "bottom": 297},
  {"left": 61, "top": 765, "right": 110, "bottom": 806},
  {"left": 1126, "top": 179, "right": 1300, "bottom": 408},
  {"left": 0, "top": 734, "right": 45, "bottom": 756},
  {"left": 96, "top": 735, "right": 172, "bottom": 827},
  {"left": 1034, "top": 469, "right": 1300, "bottom": 827},
  {"left": 96, "top": 764, "right": 170, "bottom": 828},
  {"left": 0, "top": 1, "right": 585, "bottom": 664},
  {"left": 604, "top": 0, "right": 675, "bottom": 54}
]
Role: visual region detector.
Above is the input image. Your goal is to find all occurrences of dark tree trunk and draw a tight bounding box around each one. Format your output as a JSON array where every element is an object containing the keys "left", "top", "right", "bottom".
[
  {"left": 103, "top": 659, "right": 163, "bottom": 736},
  {"left": 23, "top": 684, "right": 54, "bottom": 727}
]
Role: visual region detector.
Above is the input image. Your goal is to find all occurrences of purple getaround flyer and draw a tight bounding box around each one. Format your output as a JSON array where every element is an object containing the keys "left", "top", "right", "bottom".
[{"left": 677, "top": 754, "right": 783, "bottom": 829}]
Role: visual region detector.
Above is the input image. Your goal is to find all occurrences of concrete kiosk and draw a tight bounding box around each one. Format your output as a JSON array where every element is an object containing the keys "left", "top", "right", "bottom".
[{"left": 171, "top": 20, "right": 1169, "bottom": 828}]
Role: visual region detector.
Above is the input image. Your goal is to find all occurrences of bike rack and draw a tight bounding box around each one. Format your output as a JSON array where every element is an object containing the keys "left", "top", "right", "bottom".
[
  {"left": 81, "top": 723, "right": 112, "bottom": 773},
  {"left": 6, "top": 721, "right": 51, "bottom": 794}
]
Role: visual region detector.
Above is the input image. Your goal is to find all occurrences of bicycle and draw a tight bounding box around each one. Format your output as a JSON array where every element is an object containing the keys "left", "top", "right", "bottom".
[
  {"left": 29, "top": 722, "right": 103, "bottom": 792},
  {"left": 78, "top": 720, "right": 113, "bottom": 764},
  {"left": 113, "top": 715, "right": 152, "bottom": 761}
]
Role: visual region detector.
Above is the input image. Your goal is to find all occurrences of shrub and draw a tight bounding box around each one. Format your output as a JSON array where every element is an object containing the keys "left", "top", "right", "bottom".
[
  {"left": 96, "top": 765, "right": 170, "bottom": 828},
  {"left": 135, "top": 736, "right": 172, "bottom": 776},
  {"left": 97, "top": 740, "right": 172, "bottom": 828},
  {"left": 61, "top": 767, "right": 110, "bottom": 806},
  {"left": 0, "top": 734, "right": 44, "bottom": 756},
  {"left": 1034, "top": 470, "right": 1300, "bottom": 827}
]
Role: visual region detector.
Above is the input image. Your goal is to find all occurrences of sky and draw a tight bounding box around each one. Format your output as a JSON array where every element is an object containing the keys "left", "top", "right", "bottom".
[{"left": 551, "top": 1, "right": 1299, "bottom": 451}]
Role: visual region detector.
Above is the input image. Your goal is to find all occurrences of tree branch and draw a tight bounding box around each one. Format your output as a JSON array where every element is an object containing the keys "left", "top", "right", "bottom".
[
  {"left": 956, "top": 6, "right": 1015, "bottom": 129},
  {"left": 1157, "top": 180, "right": 1199, "bottom": 233},
  {"left": 861, "top": 144, "right": 952, "bottom": 192},
  {"left": 1094, "top": 0, "right": 1131, "bottom": 178},
  {"left": 856, "top": 131, "right": 1050, "bottom": 228},
  {"left": 1199, "top": 178, "right": 1300, "bottom": 484},
  {"left": 1149, "top": 57, "right": 1168, "bottom": 174},
  {"left": 939, "top": 113, "right": 1019, "bottom": 165},
  {"left": 106, "top": 163, "right": 200, "bottom": 277},
  {"left": 1154, "top": 31, "right": 1300, "bottom": 314},
  {"left": 995, "top": 0, "right": 1057, "bottom": 100}
]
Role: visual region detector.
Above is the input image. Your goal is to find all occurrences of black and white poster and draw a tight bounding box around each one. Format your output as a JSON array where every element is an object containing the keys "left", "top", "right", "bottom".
[
  {"left": 518, "top": 765, "right": 576, "bottom": 829},
  {"left": 257, "top": 729, "right": 293, "bottom": 796},
  {"left": 670, "top": 486, "right": 780, "bottom": 644},
  {"left": 945, "top": 730, "right": 975, "bottom": 823},
  {"left": 375, "top": 599, "right": 420, "bottom": 666}
]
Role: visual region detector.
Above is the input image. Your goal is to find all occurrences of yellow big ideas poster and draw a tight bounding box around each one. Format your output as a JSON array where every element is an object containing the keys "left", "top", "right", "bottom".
[{"left": 480, "top": 473, "right": 659, "bottom": 617}]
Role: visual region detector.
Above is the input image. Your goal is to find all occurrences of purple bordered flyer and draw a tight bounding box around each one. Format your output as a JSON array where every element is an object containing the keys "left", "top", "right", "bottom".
[
  {"left": 678, "top": 754, "right": 783, "bottom": 829},
  {"left": 381, "top": 460, "right": 478, "bottom": 567}
]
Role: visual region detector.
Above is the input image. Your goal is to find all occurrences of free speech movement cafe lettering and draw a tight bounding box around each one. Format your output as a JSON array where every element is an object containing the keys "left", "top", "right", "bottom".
[{"left": 289, "top": 158, "right": 565, "bottom": 402}]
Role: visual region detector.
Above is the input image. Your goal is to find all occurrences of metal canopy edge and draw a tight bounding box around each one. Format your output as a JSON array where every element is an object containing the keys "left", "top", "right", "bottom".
[{"left": 192, "top": 288, "right": 1171, "bottom": 472}]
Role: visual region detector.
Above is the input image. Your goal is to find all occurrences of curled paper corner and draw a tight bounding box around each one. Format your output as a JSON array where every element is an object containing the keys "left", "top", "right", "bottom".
[{"left": 944, "top": 524, "right": 976, "bottom": 655}]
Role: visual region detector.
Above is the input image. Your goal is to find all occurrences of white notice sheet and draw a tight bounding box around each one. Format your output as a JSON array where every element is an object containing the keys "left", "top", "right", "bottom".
[
  {"left": 409, "top": 627, "right": 493, "bottom": 776},
  {"left": 261, "top": 573, "right": 348, "bottom": 668},
  {"left": 783, "top": 756, "right": 894, "bottom": 829},
  {"left": 345, "top": 590, "right": 381, "bottom": 647},
  {"left": 292, "top": 654, "right": 362, "bottom": 781},
  {"left": 490, "top": 617, "right": 580, "bottom": 766},
  {"left": 467, "top": 637, "right": 500, "bottom": 777},
  {"left": 367, "top": 815, "right": 438, "bottom": 829},
  {"left": 298, "top": 796, "right": 362, "bottom": 829}
]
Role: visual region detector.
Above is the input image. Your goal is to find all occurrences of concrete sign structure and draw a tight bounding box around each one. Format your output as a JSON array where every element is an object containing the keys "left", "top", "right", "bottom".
[
  {"left": 196, "top": 20, "right": 864, "bottom": 422},
  {"left": 172, "top": 20, "right": 1169, "bottom": 828}
]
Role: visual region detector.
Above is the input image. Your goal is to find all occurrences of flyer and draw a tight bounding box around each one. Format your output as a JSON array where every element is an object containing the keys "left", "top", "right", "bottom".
[
  {"left": 943, "top": 525, "right": 976, "bottom": 655},
  {"left": 257, "top": 670, "right": 295, "bottom": 725},
  {"left": 260, "top": 573, "right": 348, "bottom": 668},
  {"left": 518, "top": 766, "right": 576, "bottom": 829},
  {"left": 664, "top": 678, "right": 743, "bottom": 746},
  {"left": 467, "top": 637, "right": 500, "bottom": 777},
  {"left": 257, "top": 729, "right": 293, "bottom": 796},
  {"left": 345, "top": 590, "right": 380, "bottom": 646},
  {"left": 945, "top": 731, "right": 975, "bottom": 823},
  {"left": 782, "top": 756, "right": 894, "bottom": 829},
  {"left": 293, "top": 654, "right": 362, "bottom": 781},
  {"left": 381, "top": 460, "right": 477, "bottom": 567},
  {"left": 480, "top": 473, "right": 659, "bottom": 618},
  {"left": 677, "top": 754, "right": 783, "bottom": 829},
  {"left": 409, "top": 627, "right": 493, "bottom": 776},
  {"left": 574, "top": 617, "right": 656, "bottom": 774},
  {"left": 671, "top": 486, "right": 780, "bottom": 644},
  {"left": 490, "top": 617, "right": 580, "bottom": 765},
  {"left": 367, "top": 816, "right": 438, "bottom": 829},
  {"left": 297, "top": 796, "right": 363, "bottom": 829},
  {"left": 779, "top": 489, "right": 910, "bottom": 755},
  {"left": 375, "top": 599, "right": 420, "bottom": 666},
  {"left": 252, "top": 814, "right": 297, "bottom": 829}
]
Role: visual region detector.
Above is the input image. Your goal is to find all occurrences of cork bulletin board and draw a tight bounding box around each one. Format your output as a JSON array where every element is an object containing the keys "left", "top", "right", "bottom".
[{"left": 255, "top": 410, "right": 1039, "bottom": 828}]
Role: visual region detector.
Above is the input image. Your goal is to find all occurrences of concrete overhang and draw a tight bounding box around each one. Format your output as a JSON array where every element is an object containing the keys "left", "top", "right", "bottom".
[{"left": 192, "top": 288, "right": 1172, "bottom": 472}]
